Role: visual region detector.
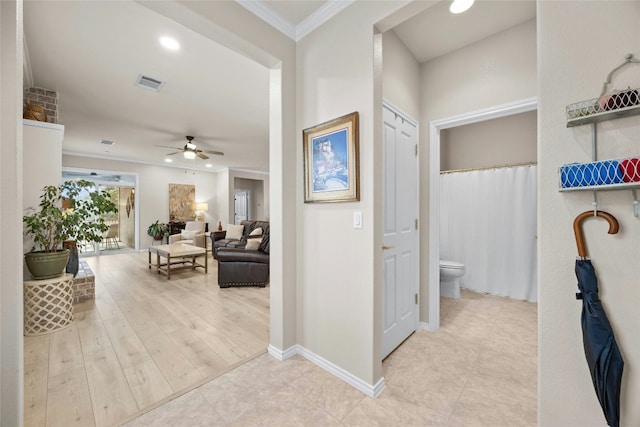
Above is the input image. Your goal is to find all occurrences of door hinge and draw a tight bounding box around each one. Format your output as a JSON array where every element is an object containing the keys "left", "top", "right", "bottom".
[
  {"left": 415, "top": 293, "right": 419, "bottom": 304},
  {"left": 415, "top": 144, "right": 418, "bottom": 157},
  {"left": 415, "top": 218, "right": 418, "bottom": 230}
]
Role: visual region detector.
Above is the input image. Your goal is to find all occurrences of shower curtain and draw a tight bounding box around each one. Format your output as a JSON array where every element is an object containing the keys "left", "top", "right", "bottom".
[{"left": 440, "top": 165, "right": 537, "bottom": 302}]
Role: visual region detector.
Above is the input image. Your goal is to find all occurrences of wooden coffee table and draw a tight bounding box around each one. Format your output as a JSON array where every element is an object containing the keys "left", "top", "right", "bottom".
[{"left": 148, "top": 243, "right": 207, "bottom": 279}]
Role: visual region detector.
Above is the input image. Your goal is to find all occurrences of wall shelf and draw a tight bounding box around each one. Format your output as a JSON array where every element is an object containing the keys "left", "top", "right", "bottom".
[
  {"left": 560, "top": 54, "right": 640, "bottom": 217},
  {"left": 567, "top": 103, "right": 640, "bottom": 127}
]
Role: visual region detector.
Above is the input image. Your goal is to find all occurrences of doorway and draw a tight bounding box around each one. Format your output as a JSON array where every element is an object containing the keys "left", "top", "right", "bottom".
[
  {"left": 428, "top": 98, "right": 538, "bottom": 330},
  {"left": 62, "top": 168, "right": 138, "bottom": 254},
  {"left": 234, "top": 190, "right": 249, "bottom": 224}
]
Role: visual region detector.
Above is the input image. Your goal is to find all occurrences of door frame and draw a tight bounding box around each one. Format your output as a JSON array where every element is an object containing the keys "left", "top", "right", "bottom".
[
  {"left": 62, "top": 167, "right": 140, "bottom": 252},
  {"left": 427, "top": 97, "right": 537, "bottom": 331},
  {"left": 382, "top": 99, "right": 420, "bottom": 357}
]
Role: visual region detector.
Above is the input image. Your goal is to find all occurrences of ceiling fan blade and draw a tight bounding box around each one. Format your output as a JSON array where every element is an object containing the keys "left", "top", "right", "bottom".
[
  {"left": 166, "top": 151, "right": 181, "bottom": 156},
  {"left": 154, "top": 144, "right": 183, "bottom": 150},
  {"left": 196, "top": 152, "right": 210, "bottom": 160},
  {"left": 202, "top": 149, "right": 224, "bottom": 156}
]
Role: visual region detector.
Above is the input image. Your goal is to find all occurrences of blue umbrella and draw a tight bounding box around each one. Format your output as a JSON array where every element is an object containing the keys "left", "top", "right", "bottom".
[{"left": 573, "top": 211, "right": 624, "bottom": 427}]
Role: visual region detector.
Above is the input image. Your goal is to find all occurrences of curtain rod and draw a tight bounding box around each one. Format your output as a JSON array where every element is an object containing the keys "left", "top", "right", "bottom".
[{"left": 440, "top": 161, "right": 537, "bottom": 175}]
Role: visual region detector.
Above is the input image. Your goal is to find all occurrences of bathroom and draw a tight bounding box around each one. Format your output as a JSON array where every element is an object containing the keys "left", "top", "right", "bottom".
[{"left": 439, "top": 110, "right": 538, "bottom": 320}]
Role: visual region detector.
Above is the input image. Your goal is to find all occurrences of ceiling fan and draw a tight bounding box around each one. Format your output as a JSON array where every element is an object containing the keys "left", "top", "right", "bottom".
[{"left": 155, "top": 135, "right": 224, "bottom": 160}]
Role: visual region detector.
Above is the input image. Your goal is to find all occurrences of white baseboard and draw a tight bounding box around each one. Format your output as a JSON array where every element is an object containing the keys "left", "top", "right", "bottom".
[
  {"left": 420, "top": 321, "right": 437, "bottom": 331},
  {"left": 270, "top": 344, "right": 386, "bottom": 398},
  {"left": 267, "top": 344, "right": 298, "bottom": 361}
]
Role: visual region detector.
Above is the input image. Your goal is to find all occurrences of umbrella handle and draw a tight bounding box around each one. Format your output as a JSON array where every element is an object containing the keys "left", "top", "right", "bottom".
[{"left": 573, "top": 210, "right": 619, "bottom": 258}]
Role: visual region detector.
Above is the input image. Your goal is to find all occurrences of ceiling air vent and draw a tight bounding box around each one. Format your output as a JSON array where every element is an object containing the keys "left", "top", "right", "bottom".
[
  {"left": 135, "top": 74, "right": 164, "bottom": 92},
  {"left": 99, "top": 139, "right": 114, "bottom": 145}
]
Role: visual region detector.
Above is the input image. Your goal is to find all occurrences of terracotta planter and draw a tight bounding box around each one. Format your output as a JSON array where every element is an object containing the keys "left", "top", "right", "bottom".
[{"left": 24, "top": 250, "right": 69, "bottom": 280}]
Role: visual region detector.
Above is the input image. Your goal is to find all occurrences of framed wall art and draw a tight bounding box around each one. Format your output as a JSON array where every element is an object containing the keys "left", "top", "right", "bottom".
[
  {"left": 303, "top": 111, "right": 359, "bottom": 203},
  {"left": 169, "top": 184, "right": 195, "bottom": 221}
]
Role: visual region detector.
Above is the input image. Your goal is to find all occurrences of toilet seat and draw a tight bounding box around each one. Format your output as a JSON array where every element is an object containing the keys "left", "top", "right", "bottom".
[{"left": 440, "top": 260, "right": 464, "bottom": 270}]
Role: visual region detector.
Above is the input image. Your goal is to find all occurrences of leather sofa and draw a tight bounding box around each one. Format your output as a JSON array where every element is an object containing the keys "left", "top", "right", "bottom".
[
  {"left": 211, "top": 220, "right": 269, "bottom": 258},
  {"left": 212, "top": 220, "right": 270, "bottom": 288},
  {"left": 216, "top": 248, "right": 269, "bottom": 288}
]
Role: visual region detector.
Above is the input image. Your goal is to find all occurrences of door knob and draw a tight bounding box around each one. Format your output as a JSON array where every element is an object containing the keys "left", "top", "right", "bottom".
[{"left": 382, "top": 244, "right": 395, "bottom": 250}]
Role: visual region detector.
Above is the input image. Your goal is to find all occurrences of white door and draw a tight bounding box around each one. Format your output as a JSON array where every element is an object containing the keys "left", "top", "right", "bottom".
[
  {"left": 382, "top": 104, "right": 419, "bottom": 359},
  {"left": 234, "top": 191, "right": 248, "bottom": 224}
]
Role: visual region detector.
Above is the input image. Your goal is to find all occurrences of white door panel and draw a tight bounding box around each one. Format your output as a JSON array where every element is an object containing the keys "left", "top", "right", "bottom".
[
  {"left": 234, "top": 191, "right": 248, "bottom": 224},
  {"left": 382, "top": 105, "right": 419, "bottom": 359}
]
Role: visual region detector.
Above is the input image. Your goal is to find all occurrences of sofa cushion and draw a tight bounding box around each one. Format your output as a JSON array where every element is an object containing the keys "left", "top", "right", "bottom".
[
  {"left": 249, "top": 227, "right": 262, "bottom": 237},
  {"left": 226, "top": 224, "right": 244, "bottom": 240},
  {"left": 245, "top": 238, "right": 262, "bottom": 251},
  {"left": 217, "top": 248, "right": 270, "bottom": 264},
  {"left": 181, "top": 229, "right": 198, "bottom": 240},
  {"left": 258, "top": 228, "right": 270, "bottom": 254}
]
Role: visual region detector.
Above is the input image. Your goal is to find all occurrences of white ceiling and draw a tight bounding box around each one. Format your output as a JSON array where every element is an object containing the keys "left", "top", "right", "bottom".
[
  {"left": 392, "top": 0, "right": 536, "bottom": 63},
  {"left": 23, "top": 1, "right": 535, "bottom": 175}
]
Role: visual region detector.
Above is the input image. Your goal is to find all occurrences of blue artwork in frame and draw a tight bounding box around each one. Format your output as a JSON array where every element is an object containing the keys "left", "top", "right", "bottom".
[
  {"left": 303, "top": 112, "right": 359, "bottom": 203},
  {"left": 311, "top": 128, "right": 349, "bottom": 192}
]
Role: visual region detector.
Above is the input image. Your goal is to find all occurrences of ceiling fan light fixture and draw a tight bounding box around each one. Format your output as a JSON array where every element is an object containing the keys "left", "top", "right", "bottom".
[
  {"left": 186, "top": 142, "right": 197, "bottom": 151},
  {"left": 450, "top": 0, "right": 474, "bottom": 14},
  {"left": 183, "top": 150, "right": 196, "bottom": 160}
]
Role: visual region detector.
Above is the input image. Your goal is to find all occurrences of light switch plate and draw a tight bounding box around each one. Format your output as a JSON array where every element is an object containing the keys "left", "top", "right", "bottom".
[{"left": 353, "top": 211, "right": 363, "bottom": 229}]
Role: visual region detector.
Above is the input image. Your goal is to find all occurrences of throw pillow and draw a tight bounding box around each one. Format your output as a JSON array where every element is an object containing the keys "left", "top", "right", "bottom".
[
  {"left": 245, "top": 238, "right": 262, "bottom": 251},
  {"left": 249, "top": 227, "right": 263, "bottom": 237},
  {"left": 181, "top": 230, "right": 197, "bottom": 240},
  {"left": 258, "top": 228, "right": 270, "bottom": 254},
  {"left": 226, "top": 224, "right": 244, "bottom": 240}
]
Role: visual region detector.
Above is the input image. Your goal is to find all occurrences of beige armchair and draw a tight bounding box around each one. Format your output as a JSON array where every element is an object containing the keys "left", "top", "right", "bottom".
[{"left": 168, "top": 221, "right": 206, "bottom": 248}]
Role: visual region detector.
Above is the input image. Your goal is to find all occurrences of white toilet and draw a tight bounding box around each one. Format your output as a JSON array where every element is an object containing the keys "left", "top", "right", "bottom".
[{"left": 440, "top": 260, "right": 465, "bottom": 299}]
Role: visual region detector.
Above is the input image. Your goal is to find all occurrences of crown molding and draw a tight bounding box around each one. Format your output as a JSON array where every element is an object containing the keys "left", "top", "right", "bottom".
[
  {"left": 296, "top": 0, "right": 354, "bottom": 41},
  {"left": 235, "top": 0, "right": 296, "bottom": 40},
  {"left": 235, "top": 0, "right": 354, "bottom": 42}
]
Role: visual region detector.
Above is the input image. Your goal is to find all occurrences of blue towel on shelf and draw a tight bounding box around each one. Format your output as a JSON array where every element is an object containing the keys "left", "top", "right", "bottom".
[{"left": 560, "top": 160, "right": 624, "bottom": 188}]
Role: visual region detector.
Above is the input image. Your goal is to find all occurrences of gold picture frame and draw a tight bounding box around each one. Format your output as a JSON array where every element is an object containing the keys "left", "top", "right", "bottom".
[{"left": 303, "top": 111, "right": 359, "bottom": 203}]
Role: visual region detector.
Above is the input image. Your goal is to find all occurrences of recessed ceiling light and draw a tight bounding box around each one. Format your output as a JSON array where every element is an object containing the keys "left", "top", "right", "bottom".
[
  {"left": 205, "top": 164, "right": 212, "bottom": 168},
  {"left": 165, "top": 158, "right": 173, "bottom": 163},
  {"left": 450, "top": 0, "right": 474, "bottom": 14},
  {"left": 159, "top": 36, "right": 180, "bottom": 51}
]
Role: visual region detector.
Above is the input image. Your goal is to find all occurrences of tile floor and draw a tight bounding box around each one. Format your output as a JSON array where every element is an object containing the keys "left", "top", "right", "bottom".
[{"left": 122, "top": 289, "right": 537, "bottom": 426}]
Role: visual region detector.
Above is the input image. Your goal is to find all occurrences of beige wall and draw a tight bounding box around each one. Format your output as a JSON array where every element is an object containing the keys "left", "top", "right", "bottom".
[
  {"left": 382, "top": 30, "right": 421, "bottom": 120},
  {"left": 118, "top": 187, "right": 135, "bottom": 248},
  {"left": 62, "top": 155, "right": 218, "bottom": 248},
  {"left": 297, "top": 1, "right": 408, "bottom": 387},
  {"left": 23, "top": 121, "right": 64, "bottom": 253},
  {"left": 538, "top": 2, "right": 640, "bottom": 425},
  {"left": 441, "top": 111, "right": 537, "bottom": 171},
  {"left": 228, "top": 169, "right": 269, "bottom": 223},
  {"left": 419, "top": 18, "right": 537, "bottom": 322},
  {"left": 234, "top": 177, "right": 266, "bottom": 221},
  {"left": 1, "top": 0, "right": 24, "bottom": 424}
]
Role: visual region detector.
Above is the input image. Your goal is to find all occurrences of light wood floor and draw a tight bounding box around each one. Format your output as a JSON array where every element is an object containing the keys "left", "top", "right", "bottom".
[{"left": 24, "top": 251, "right": 270, "bottom": 427}]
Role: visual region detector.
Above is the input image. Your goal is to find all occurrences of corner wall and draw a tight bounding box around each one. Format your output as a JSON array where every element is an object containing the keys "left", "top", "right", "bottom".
[
  {"left": 538, "top": 2, "right": 640, "bottom": 425},
  {"left": 0, "top": 0, "right": 24, "bottom": 424},
  {"left": 382, "top": 30, "right": 421, "bottom": 120},
  {"left": 297, "top": 1, "right": 406, "bottom": 388}
]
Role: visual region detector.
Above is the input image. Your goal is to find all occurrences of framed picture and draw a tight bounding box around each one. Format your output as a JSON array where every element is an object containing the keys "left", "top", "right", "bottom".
[{"left": 303, "top": 111, "right": 359, "bottom": 203}]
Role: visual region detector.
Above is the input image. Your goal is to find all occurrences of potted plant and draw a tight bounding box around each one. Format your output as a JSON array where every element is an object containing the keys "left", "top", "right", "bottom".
[
  {"left": 147, "top": 220, "right": 168, "bottom": 241},
  {"left": 23, "top": 180, "right": 117, "bottom": 279}
]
